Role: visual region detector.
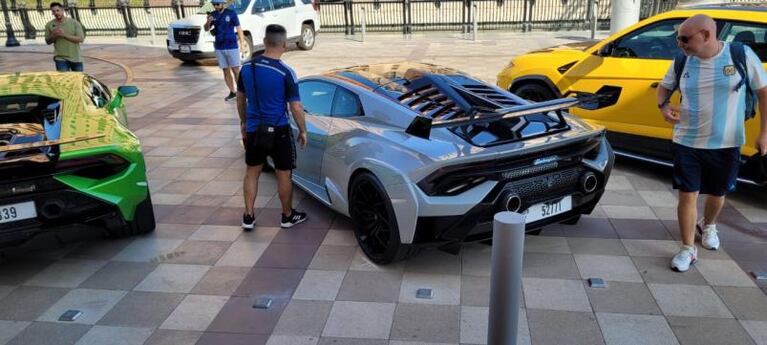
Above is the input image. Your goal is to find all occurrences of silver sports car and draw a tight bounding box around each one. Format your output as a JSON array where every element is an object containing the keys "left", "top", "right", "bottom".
[{"left": 286, "top": 62, "right": 614, "bottom": 264}]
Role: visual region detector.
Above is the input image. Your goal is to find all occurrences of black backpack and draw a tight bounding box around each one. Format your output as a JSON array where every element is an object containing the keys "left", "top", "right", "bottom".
[{"left": 664, "top": 42, "right": 757, "bottom": 121}]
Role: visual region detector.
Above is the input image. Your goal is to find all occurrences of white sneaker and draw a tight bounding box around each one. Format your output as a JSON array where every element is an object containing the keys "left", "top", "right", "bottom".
[
  {"left": 697, "top": 221, "right": 720, "bottom": 250},
  {"left": 671, "top": 246, "right": 697, "bottom": 272}
]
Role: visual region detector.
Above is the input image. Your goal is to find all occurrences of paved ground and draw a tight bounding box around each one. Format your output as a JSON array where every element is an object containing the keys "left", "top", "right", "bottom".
[{"left": 1, "top": 31, "right": 767, "bottom": 345}]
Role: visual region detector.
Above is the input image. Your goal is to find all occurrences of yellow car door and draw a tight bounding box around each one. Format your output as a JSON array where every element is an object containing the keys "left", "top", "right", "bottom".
[
  {"left": 558, "top": 18, "right": 686, "bottom": 150},
  {"left": 719, "top": 20, "right": 767, "bottom": 158}
]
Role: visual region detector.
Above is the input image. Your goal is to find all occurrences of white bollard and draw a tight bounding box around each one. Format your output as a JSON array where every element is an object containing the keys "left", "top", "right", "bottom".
[
  {"left": 487, "top": 211, "right": 526, "bottom": 345},
  {"left": 361, "top": 6, "right": 366, "bottom": 42},
  {"left": 148, "top": 8, "right": 156, "bottom": 46},
  {"left": 472, "top": 3, "right": 478, "bottom": 42}
]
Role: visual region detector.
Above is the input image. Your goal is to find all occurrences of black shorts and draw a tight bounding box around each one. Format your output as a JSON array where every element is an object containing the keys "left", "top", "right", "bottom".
[
  {"left": 245, "top": 126, "right": 296, "bottom": 170},
  {"left": 672, "top": 143, "right": 740, "bottom": 196}
]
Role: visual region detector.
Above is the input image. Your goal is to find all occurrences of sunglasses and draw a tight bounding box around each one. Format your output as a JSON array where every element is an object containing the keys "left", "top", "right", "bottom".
[{"left": 676, "top": 30, "right": 705, "bottom": 44}]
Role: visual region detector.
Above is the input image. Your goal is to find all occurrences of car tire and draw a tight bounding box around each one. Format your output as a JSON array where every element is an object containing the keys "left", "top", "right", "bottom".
[
  {"left": 349, "top": 172, "right": 420, "bottom": 265},
  {"left": 111, "top": 194, "right": 156, "bottom": 237},
  {"left": 177, "top": 58, "right": 196, "bottom": 64},
  {"left": 513, "top": 82, "right": 556, "bottom": 102},
  {"left": 240, "top": 35, "right": 254, "bottom": 62},
  {"left": 297, "top": 24, "right": 315, "bottom": 51}
]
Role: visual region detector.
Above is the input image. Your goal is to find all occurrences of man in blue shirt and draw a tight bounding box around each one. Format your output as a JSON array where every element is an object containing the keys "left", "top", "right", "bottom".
[
  {"left": 237, "top": 24, "right": 309, "bottom": 230},
  {"left": 204, "top": 0, "right": 246, "bottom": 101}
]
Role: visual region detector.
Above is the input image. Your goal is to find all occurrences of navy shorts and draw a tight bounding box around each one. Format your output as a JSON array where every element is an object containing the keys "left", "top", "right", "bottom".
[
  {"left": 244, "top": 126, "right": 296, "bottom": 170},
  {"left": 672, "top": 143, "right": 740, "bottom": 196}
]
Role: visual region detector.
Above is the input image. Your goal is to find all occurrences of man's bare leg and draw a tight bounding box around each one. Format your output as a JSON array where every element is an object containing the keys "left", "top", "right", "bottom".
[{"left": 244, "top": 164, "right": 263, "bottom": 216}]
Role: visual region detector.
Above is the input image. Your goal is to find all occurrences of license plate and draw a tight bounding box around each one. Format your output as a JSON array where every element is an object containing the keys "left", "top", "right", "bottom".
[
  {"left": 179, "top": 45, "right": 191, "bottom": 53},
  {"left": 0, "top": 201, "right": 37, "bottom": 224},
  {"left": 524, "top": 195, "right": 572, "bottom": 224}
]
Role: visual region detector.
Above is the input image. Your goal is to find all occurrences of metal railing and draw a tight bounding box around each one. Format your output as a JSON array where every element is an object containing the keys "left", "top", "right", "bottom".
[{"left": 0, "top": 0, "right": 708, "bottom": 39}]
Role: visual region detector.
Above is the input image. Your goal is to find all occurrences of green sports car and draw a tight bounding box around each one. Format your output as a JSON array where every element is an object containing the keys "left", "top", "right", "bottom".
[{"left": 0, "top": 72, "right": 155, "bottom": 246}]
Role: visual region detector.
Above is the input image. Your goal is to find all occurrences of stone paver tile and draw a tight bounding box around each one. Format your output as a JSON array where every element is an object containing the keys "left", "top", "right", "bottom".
[
  {"left": 639, "top": 190, "right": 678, "bottom": 207},
  {"left": 460, "top": 307, "right": 530, "bottom": 345},
  {"left": 349, "top": 248, "right": 406, "bottom": 273},
  {"left": 293, "top": 270, "right": 346, "bottom": 301},
  {"left": 611, "top": 219, "right": 671, "bottom": 240},
  {"left": 273, "top": 300, "right": 333, "bottom": 336},
  {"left": 309, "top": 245, "right": 357, "bottom": 271},
  {"left": 622, "top": 239, "right": 679, "bottom": 257},
  {"left": 600, "top": 190, "right": 648, "bottom": 206},
  {"left": 653, "top": 207, "right": 678, "bottom": 221},
  {"left": 153, "top": 193, "right": 191, "bottom": 205},
  {"left": 160, "top": 295, "right": 229, "bottom": 331},
  {"left": 555, "top": 217, "right": 618, "bottom": 238},
  {"left": 603, "top": 206, "right": 657, "bottom": 220},
  {"left": 24, "top": 259, "right": 107, "bottom": 288},
  {"left": 605, "top": 175, "right": 634, "bottom": 190},
  {"left": 321, "top": 230, "right": 357, "bottom": 246},
  {"left": 66, "top": 239, "right": 134, "bottom": 260},
  {"left": 696, "top": 259, "right": 757, "bottom": 287},
  {"left": 196, "top": 181, "right": 242, "bottom": 196},
  {"left": 566, "top": 238, "right": 627, "bottom": 256},
  {"left": 162, "top": 240, "right": 231, "bottom": 265},
  {"left": 97, "top": 292, "right": 185, "bottom": 328},
  {"left": 399, "top": 273, "right": 461, "bottom": 305},
  {"left": 461, "top": 275, "right": 495, "bottom": 308},
  {"left": 159, "top": 206, "right": 217, "bottom": 225},
  {"left": 153, "top": 223, "right": 199, "bottom": 240},
  {"left": 79, "top": 261, "right": 158, "bottom": 290},
  {"left": 632, "top": 257, "right": 708, "bottom": 285},
  {"left": 390, "top": 304, "right": 460, "bottom": 344},
  {"left": 648, "top": 284, "right": 733, "bottom": 318},
  {"left": 740, "top": 320, "right": 767, "bottom": 345},
  {"left": 158, "top": 181, "right": 205, "bottom": 195},
  {"left": 6, "top": 322, "right": 90, "bottom": 345},
  {"left": 0, "top": 287, "right": 69, "bottom": 321},
  {"left": 266, "top": 335, "right": 319, "bottom": 345},
  {"left": 206, "top": 296, "right": 288, "bottom": 334},
  {"left": 272, "top": 229, "right": 328, "bottom": 247},
  {"left": 584, "top": 281, "right": 662, "bottom": 315},
  {"left": 38, "top": 289, "right": 127, "bottom": 325},
  {"left": 526, "top": 309, "right": 604, "bottom": 345},
  {"left": 255, "top": 243, "right": 319, "bottom": 269},
  {"left": 461, "top": 244, "right": 492, "bottom": 277},
  {"left": 195, "top": 332, "right": 268, "bottom": 345},
  {"left": 0, "top": 321, "right": 30, "bottom": 344},
  {"left": 714, "top": 287, "right": 767, "bottom": 321},
  {"left": 236, "top": 226, "right": 280, "bottom": 243},
  {"left": 523, "top": 236, "right": 571, "bottom": 254},
  {"left": 0, "top": 260, "right": 52, "bottom": 285},
  {"left": 336, "top": 271, "right": 402, "bottom": 303},
  {"left": 134, "top": 264, "right": 209, "bottom": 293},
  {"left": 216, "top": 241, "right": 269, "bottom": 267},
  {"left": 144, "top": 330, "right": 203, "bottom": 345},
  {"left": 191, "top": 266, "right": 250, "bottom": 296},
  {"left": 522, "top": 253, "right": 581, "bottom": 280},
  {"left": 318, "top": 339, "right": 387, "bottom": 345},
  {"left": 322, "top": 301, "right": 396, "bottom": 339},
  {"left": 0, "top": 286, "right": 12, "bottom": 301},
  {"left": 597, "top": 313, "right": 678, "bottom": 345},
  {"left": 668, "top": 317, "right": 755, "bottom": 345},
  {"left": 404, "top": 249, "right": 462, "bottom": 276},
  {"left": 74, "top": 326, "right": 153, "bottom": 345},
  {"left": 233, "top": 267, "right": 304, "bottom": 298},
  {"left": 112, "top": 238, "right": 185, "bottom": 262},
  {"left": 523, "top": 278, "right": 591, "bottom": 312},
  {"left": 574, "top": 254, "right": 643, "bottom": 283},
  {"left": 176, "top": 168, "right": 224, "bottom": 181},
  {"left": 189, "top": 225, "right": 243, "bottom": 242}
]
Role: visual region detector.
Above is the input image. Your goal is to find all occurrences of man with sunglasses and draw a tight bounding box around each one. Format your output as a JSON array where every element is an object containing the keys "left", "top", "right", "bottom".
[
  {"left": 204, "top": 0, "right": 246, "bottom": 101},
  {"left": 657, "top": 14, "right": 767, "bottom": 272}
]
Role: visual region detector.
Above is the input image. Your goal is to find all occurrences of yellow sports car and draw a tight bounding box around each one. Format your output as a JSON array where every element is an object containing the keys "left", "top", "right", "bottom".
[{"left": 497, "top": 3, "right": 766, "bottom": 182}]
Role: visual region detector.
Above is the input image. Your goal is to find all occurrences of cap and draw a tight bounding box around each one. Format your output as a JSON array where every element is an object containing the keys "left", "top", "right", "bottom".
[{"left": 211, "top": 0, "right": 226, "bottom": 4}]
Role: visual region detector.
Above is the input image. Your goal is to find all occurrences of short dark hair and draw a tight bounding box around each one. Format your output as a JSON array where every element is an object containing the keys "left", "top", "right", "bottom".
[
  {"left": 264, "top": 24, "right": 287, "bottom": 48},
  {"left": 50, "top": 2, "right": 64, "bottom": 9}
]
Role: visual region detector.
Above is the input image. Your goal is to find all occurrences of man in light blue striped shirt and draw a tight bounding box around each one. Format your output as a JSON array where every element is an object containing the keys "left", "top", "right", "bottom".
[{"left": 657, "top": 14, "right": 767, "bottom": 272}]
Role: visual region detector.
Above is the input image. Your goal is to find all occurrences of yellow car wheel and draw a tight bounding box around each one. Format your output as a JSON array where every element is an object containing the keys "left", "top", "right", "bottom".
[{"left": 513, "top": 82, "right": 556, "bottom": 102}]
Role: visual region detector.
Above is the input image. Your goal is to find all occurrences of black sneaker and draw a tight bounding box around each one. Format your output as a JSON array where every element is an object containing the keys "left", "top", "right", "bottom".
[
  {"left": 280, "top": 209, "right": 307, "bottom": 228},
  {"left": 225, "top": 92, "right": 236, "bottom": 102},
  {"left": 242, "top": 213, "right": 255, "bottom": 231}
]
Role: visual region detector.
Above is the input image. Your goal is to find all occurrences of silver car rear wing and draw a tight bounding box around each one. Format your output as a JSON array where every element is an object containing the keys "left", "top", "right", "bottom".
[{"left": 405, "top": 97, "right": 595, "bottom": 139}]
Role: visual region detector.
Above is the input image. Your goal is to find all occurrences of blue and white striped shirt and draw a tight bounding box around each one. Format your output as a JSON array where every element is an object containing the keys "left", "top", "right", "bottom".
[{"left": 660, "top": 42, "right": 767, "bottom": 149}]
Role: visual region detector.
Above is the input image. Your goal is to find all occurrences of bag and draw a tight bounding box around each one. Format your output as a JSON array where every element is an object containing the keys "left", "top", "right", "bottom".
[
  {"left": 742, "top": 152, "right": 767, "bottom": 185},
  {"left": 665, "top": 42, "right": 756, "bottom": 121},
  {"left": 252, "top": 124, "right": 276, "bottom": 151}
]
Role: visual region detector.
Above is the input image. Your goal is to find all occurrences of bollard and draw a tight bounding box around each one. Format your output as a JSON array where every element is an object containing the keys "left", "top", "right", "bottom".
[
  {"left": 472, "top": 3, "right": 477, "bottom": 41},
  {"left": 148, "top": 7, "right": 156, "bottom": 45},
  {"left": 360, "top": 6, "right": 366, "bottom": 42},
  {"left": 590, "top": 0, "right": 598, "bottom": 40},
  {"left": 487, "top": 211, "right": 525, "bottom": 345}
]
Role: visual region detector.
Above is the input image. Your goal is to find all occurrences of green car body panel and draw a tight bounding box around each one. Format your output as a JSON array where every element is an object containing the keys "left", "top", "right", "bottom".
[{"left": 0, "top": 72, "right": 153, "bottom": 238}]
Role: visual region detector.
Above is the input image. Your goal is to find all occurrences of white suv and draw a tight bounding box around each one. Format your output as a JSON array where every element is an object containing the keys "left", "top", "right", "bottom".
[{"left": 167, "top": 0, "right": 320, "bottom": 63}]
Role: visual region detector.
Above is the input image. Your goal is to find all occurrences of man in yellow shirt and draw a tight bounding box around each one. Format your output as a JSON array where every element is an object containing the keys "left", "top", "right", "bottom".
[{"left": 45, "top": 2, "right": 85, "bottom": 71}]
